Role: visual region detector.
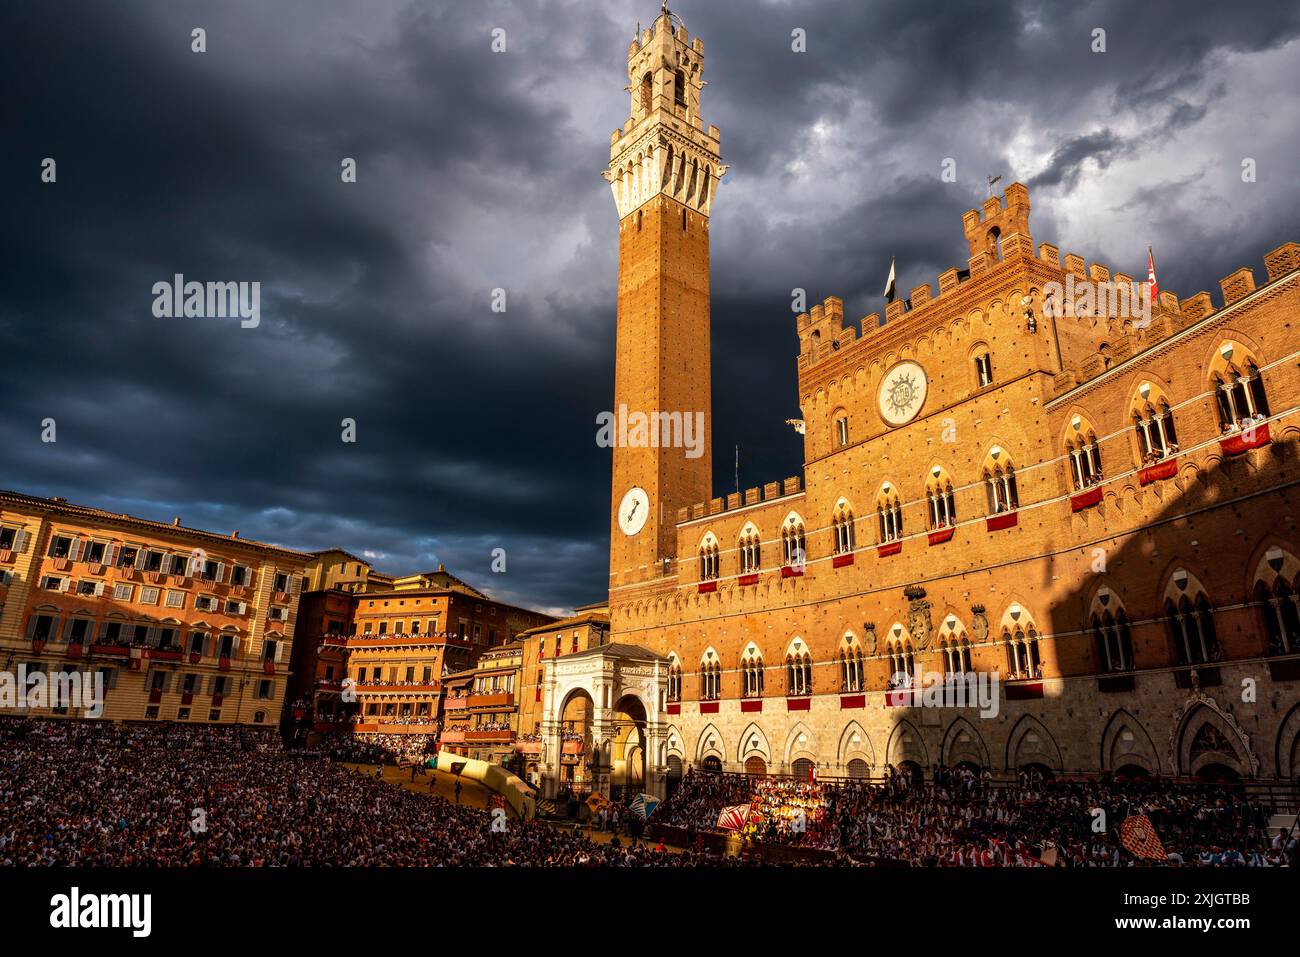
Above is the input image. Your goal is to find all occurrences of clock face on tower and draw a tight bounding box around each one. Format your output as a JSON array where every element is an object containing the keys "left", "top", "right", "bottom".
[
  {"left": 617, "top": 486, "right": 650, "bottom": 536},
  {"left": 878, "top": 361, "right": 928, "bottom": 426}
]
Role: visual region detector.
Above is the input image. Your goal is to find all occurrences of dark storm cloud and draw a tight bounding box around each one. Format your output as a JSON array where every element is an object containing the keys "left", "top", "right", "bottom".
[
  {"left": 1029, "top": 130, "right": 1127, "bottom": 191},
  {"left": 2, "top": 0, "right": 1298, "bottom": 611}
]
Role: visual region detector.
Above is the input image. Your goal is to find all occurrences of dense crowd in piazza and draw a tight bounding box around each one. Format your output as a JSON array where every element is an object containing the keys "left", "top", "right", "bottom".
[{"left": 648, "top": 766, "right": 1296, "bottom": 866}]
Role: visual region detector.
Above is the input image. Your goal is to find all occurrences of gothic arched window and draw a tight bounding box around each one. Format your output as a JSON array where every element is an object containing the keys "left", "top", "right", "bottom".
[
  {"left": 831, "top": 502, "right": 855, "bottom": 555},
  {"left": 639, "top": 72, "right": 653, "bottom": 113}
]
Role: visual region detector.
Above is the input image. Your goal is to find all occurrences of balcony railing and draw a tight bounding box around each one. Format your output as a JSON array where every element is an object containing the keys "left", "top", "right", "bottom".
[{"left": 355, "top": 682, "right": 440, "bottom": 694}]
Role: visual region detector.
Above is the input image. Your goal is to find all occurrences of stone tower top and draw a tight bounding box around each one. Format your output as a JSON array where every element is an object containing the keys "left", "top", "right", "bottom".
[
  {"left": 603, "top": 6, "right": 725, "bottom": 220},
  {"left": 962, "top": 182, "right": 1032, "bottom": 259}
]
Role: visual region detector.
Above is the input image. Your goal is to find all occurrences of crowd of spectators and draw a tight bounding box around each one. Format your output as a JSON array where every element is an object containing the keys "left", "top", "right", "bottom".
[
  {"left": 0, "top": 718, "right": 733, "bottom": 867},
  {"left": 2, "top": 718, "right": 1293, "bottom": 868},
  {"left": 319, "top": 731, "right": 437, "bottom": 765},
  {"left": 651, "top": 765, "right": 1296, "bottom": 866}
]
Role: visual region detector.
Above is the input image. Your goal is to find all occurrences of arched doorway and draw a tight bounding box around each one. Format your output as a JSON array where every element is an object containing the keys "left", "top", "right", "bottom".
[
  {"left": 701, "top": 755, "right": 722, "bottom": 772},
  {"left": 791, "top": 757, "right": 814, "bottom": 781},
  {"left": 609, "top": 694, "right": 647, "bottom": 801},
  {"left": 744, "top": 755, "right": 766, "bottom": 776},
  {"left": 558, "top": 688, "right": 594, "bottom": 795},
  {"left": 898, "top": 760, "right": 923, "bottom": 785},
  {"left": 846, "top": 758, "right": 870, "bottom": 779},
  {"left": 1019, "top": 761, "right": 1055, "bottom": 781}
]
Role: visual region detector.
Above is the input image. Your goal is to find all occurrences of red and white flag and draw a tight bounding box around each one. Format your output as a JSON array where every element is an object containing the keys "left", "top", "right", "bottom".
[
  {"left": 1147, "top": 246, "right": 1159, "bottom": 307},
  {"left": 717, "top": 805, "right": 750, "bottom": 831}
]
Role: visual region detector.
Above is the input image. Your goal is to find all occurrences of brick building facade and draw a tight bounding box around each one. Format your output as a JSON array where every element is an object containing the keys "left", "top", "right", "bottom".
[
  {"left": 0, "top": 490, "right": 313, "bottom": 725},
  {"left": 591, "top": 9, "right": 1300, "bottom": 796}
]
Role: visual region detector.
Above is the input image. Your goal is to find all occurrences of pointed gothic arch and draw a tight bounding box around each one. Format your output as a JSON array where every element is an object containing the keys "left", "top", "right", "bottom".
[
  {"left": 1005, "top": 714, "right": 1063, "bottom": 772},
  {"left": 885, "top": 718, "right": 929, "bottom": 768},
  {"left": 1170, "top": 698, "right": 1258, "bottom": 779},
  {"left": 736, "top": 721, "right": 772, "bottom": 765},
  {"left": 837, "top": 720, "right": 875, "bottom": 768},
  {"left": 1099, "top": 709, "right": 1161, "bottom": 775},
  {"left": 783, "top": 721, "right": 818, "bottom": 766},
  {"left": 941, "top": 717, "right": 990, "bottom": 769},
  {"left": 694, "top": 722, "right": 726, "bottom": 765}
]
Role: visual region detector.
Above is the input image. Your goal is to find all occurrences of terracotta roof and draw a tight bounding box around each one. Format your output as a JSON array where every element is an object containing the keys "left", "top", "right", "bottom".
[
  {"left": 558, "top": 642, "right": 665, "bottom": 663},
  {"left": 0, "top": 488, "right": 312, "bottom": 561},
  {"left": 514, "top": 611, "right": 610, "bottom": 639}
]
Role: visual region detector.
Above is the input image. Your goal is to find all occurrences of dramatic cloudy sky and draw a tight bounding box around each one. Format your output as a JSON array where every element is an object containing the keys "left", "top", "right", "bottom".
[{"left": 3, "top": 0, "right": 1298, "bottom": 613}]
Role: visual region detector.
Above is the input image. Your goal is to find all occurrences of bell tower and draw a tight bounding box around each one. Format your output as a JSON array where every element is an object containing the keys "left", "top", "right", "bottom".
[{"left": 605, "top": 6, "right": 725, "bottom": 586}]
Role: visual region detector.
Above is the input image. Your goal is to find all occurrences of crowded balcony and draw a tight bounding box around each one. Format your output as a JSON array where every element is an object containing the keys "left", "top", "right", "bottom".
[{"left": 345, "top": 630, "right": 465, "bottom": 649}]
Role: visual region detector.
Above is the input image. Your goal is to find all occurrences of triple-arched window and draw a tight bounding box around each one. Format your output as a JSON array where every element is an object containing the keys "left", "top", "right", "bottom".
[
  {"left": 886, "top": 640, "right": 915, "bottom": 687},
  {"left": 738, "top": 527, "right": 762, "bottom": 574},
  {"left": 840, "top": 646, "right": 863, "bottom": 692},
  {"left": 1256, "top": 575, "right": 1300, "bottom": 655},
  {"left": 940, "top": 638, "right": 972, "bottom": 676},
  {"left": 1132, "top": 385, "right": 1179, "bottom": 462},
  {"left": 699, "top": 658, "right": 721, "bottom": 700},
  {"left": 786, "top": 650, "right": 812, "bottom": 696},
  {"left": 1165, "top": 595, "right": 1219, "bottom": 664},
  {"left": 926, "top": 468, "right": 956, "bottom": 529},
  {"left": 1066, "top": 423, "right": 1104, "bottom": 491},
  {"left": 740, "top": 647, "right": 765, "bottom": 698},
  {"left": 877, "top": 486, "right": 903, "bottom": 542},
  {"left": 667, "top": 659, "right": 682, "bottom": 702},
  {"left": 1005, "top": 627, "right": 1040, "bottom": 678},
  {"left": 983, "top": 453, "right": 1019, "bottom": 514},
  {"left": 831, "top": 502, "right": 855, "bottom": 554},
  {"left": 698, "top": 536, "right": 719, "bottom": 581},
  {"left": 1092, "top": 610, "right": 1134, "bottom": 672},
  {"left": 1213, "top": 361, "right": 1270, "bottom": 431},
  {"left": 781, "top": 518, "right": 807, "bottom": 568}
]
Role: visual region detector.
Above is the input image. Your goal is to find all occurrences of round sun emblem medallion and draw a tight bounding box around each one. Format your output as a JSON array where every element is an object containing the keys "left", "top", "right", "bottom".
[{"left": 878, "top": 361, "right": 928, "bottom": 426}]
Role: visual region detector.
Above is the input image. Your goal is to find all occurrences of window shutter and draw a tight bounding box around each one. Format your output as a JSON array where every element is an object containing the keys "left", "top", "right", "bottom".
[
  {"left": 25, "top": 616, "right": 39, "bottom": 640},
  {"left": 217, "top": 562, "right": 229, "bottom": 584},
  {"left": 94, "top": 581, "right": 106, "bottom": 598},
  {"left": 145, "top": 626, "right": 159, "bottom": 648},
  {"left": 61, "top": 618, "right": 75, "bottom": 642},
  {"left": 103, "top": 544, "right": 117, "bottom": 566},
  {"left": 46, "top": 537, "right": 60, "bottom": 558},
  {"left": 238, "top": 601, "right": 247, "bottom": 615},
  {"left": 58, "top": 578, "right": 71, "bottom": 593},
  {"left": 232, "top": 635, "right": 241, "bottom": 655},
  {"left": 274, "top": 640, "right": 284, "bottom": 662},
  {"left": 14, "top": 530, "right": 29, "bottom": 554},
  {"left": 290, "top": 575, "right": 302, "bottom": 596},
  {"left": 159, "top": 672, "right": 171, "bottom": 693},
  {"left": 70, "top": 539, "right": 85, "bottom": 562}
]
